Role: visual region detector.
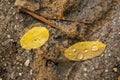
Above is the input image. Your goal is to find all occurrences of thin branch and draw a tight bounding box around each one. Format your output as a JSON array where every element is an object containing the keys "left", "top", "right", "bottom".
[{"left": 20, "top": 7, "right": 58, "bottom": 28}]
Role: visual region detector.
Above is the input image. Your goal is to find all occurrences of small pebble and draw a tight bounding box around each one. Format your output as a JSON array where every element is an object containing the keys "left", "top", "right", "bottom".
[
  {"left": 7, "top": 34, "right": 11, "bottom": 38},
  {"left": 114, "top": 43, "right": 118, "bottom": 47},
  {"left": 118, "top": 32, "right": 120, "bottom": 35},
  {"left": 108, "top": 53, "right": 111, "bottom": 57},
  {"left": 4, "top": 63, "right": 7, "bottom": 66},
  {"left": 10, "top": 72, "right": 14, "bottom": 79},
  {"left": 101, "top": 54, "right": 104, "bottom": 57},
  {"left": 83, "top": 68, "right": 87, "bottom": 71},
  {"left": 62, "top": 40, "right": 68, "bottom": 47},
  {"left": 19, "top": 73, "right": 22, "bottom": 76},
  {"left": 92, "top": 67, "right": 94, "bottom": 70},
  {"left": 14, "top": 25, "right": 17, "bottom": 30},
  {"left": 83, "top": 73, "right": 87, "bottom": 77},
  {"left": 105, "top": 60, "right": 108, "bottom": 63},
  {"left": 30, "top": 69, "right": 33, "bottom": 75},
  {"left": 105, "top": 69, "right": 108, "bottom": 72},
  {"left": 24, "top": 59, "right": 30, "bottom": 67},
  {"left": 111, "top": 36, "right": 114, "bottom": 39},
  {"left": 113, "top": 68, "right": 118, "bottom": 72},
  {"left": 117, "top": 57, "right": 120, "bottom": 61}
]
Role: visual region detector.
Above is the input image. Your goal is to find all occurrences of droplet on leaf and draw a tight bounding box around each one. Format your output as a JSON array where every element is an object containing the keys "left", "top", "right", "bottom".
[
  {"left": 77, "top": 53, "right": 84, "bottom": 60},
  {"left": 84, "top": 49, "right": 88, "bottom": 53},
  {"left": 72, "top": 49, "right": 76, "bottom": 52},
  {"left": 68, "top": 53, "right": 72, "bottom": 56},
  {"left": 64, "top": 41, "right": 106, "bottom": 61},
  {"left": 92, "top": 45, "right": 99, "bottom": 51},
  {"left": 20, "top": 27, "right": 49, "bottom": 50}
]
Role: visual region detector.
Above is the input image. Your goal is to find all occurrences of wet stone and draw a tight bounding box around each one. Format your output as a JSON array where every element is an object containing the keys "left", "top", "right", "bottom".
[
  {"left": 19, "top": 73, "right": 22, "bottom": 76},
  {"left": 113, "top": 68, "right": 118, "bottom": 72},
  {"left": 105, "top": 69, "right": 109, "bottom": 73},
  {"left": 83, "top": 68, "right": 87, "bottom": 72},
  {"left": 24, "top": 59, "right": 30, "bottom": 67}
]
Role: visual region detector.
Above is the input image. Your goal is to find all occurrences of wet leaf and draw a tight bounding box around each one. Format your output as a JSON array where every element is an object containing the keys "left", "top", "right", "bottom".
[
  {"left": 20, "top": 27, "right": 49, "bottom": 50},
  {"left": 118, "top": 76, "right": 120, "bottom": 80},
  {"left": 64, "top": 41, "right": 106, "bottom": 61}
]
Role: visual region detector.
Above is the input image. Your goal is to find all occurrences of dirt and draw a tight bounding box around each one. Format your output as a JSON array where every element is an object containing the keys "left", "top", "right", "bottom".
[{"left": 0, "top": 0, "right": 120, "bottom": 80}]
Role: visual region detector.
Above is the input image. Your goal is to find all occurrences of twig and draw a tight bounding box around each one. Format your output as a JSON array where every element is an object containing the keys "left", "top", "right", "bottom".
[
  {"left": 49, "top": 18, "right": 90, "bottom": 24},
  {"left": 20, "top": 7, "right": 58, "bottom": 28},
  {"left": 20, "top": 8, "right": 90, "bottom": 27}
]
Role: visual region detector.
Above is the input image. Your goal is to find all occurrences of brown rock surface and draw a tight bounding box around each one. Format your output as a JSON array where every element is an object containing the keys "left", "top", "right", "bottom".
[{"left": 0, "top": 0, "right": 120, "bottom": 80}]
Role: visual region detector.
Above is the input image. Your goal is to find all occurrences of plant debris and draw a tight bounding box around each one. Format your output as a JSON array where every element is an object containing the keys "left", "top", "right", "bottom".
[{"left": 20, "top": 7, "right": 57, "bottom": 28}]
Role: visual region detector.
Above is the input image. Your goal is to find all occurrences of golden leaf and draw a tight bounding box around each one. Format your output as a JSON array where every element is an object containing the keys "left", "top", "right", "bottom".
[
  {"left": 118, "top": 76, "right": 120, "bottom": 80},
  {"left": 20, "top": 27, "right": 49, "bottom": 50},
  {"left": 64, "top": 41, "right": 106, "bottom": 61}
]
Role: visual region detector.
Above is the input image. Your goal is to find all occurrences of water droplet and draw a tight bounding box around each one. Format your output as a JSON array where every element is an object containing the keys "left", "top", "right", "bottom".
[
  {"left": 72, "top": 49, "right": 76, "bottom": 52},
  {"left": 68, "top": 53, "right": 72, "bottom": 56},
  {"left": 84, "top": 49, "right": 88, "bottom": 52},
  {"left": 92, "top": 45, "right": 99, "bottom": 51},
  {"left": 77, "top": 53, "right": 84, "bottom": 60}
]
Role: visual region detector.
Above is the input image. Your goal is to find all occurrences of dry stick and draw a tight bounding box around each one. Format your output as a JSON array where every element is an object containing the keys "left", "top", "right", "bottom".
[
  {"left": 20, "top": 8, "right": 58, "bottom": 28},
  {"left": 50, "top": 18, "right": 90, "bottom": 24},
  {"left": 20, "top": 8, "right": 90, "bottom": 28}
]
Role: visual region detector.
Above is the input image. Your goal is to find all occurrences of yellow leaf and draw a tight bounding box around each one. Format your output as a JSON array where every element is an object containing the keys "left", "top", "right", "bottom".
[
  {"left": 118, "top": 76, "right": 120, "bottom": 80},
  {"left": 20, "top": 27, "right": 49, "bottom": 50},
  {"left": 64, "top": 41, "right": 106, "bottom": 61}
]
